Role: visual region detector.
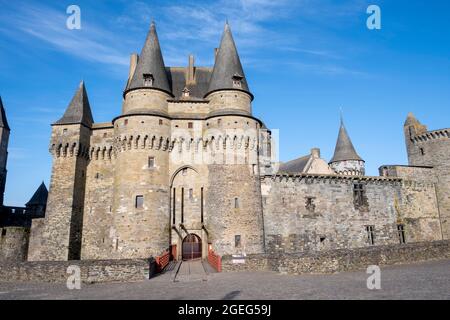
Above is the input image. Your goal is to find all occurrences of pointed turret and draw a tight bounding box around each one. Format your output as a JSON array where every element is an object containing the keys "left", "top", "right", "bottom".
[
  {"left": 54, "top": 81, "right": 94, "bottom": 127},
  {"left": 329, "top": 118, "right": 365, "bottom": 176},
  {"left": 206, "top": 22, "right": 251, "bottom": 98},
  {"left": 0, "top": 96, "right": 10, "bottom": 131},
  {"left": 26, "top": 182, "right": 48, "bottom": 207},
  {"left": 330, "top": 120, "right": 363, "bottom": 163},
  {"left": 125, "top": 21, "right": 171, "bottom": 95}
]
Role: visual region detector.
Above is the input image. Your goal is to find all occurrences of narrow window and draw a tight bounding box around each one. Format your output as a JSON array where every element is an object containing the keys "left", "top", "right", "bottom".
[
  {"left": 235, "top": 235, "right": 241, "bottom": 248},
  {"left": 366, "top": 225, "right": 375, "bottom": 245},
  {"left": 159, "top": 119, "right": 163, "bottom": 125},
  {"left": 201, "top": 187, "right": 204, "bottom": 223},
  {"left": 218, "top": 119, "right": 222, "bottom": 126},
  {"left": 234, "top": 197, "right": 240, "bottom": 209},
  {"left": 189, "top": 188, "right": 194, "bottom": 200},
  {"left": 95, "top": 173, "right": 100, "bottom": 179},
  {"left": 135, "top": 195, "right": 144, "bottom": 209},
  {"left": 397, "top": 224, "right": 406, "bottom": 244},
  {"left": 182, "top": 168, "right": 187, "bottom": 176},
  {"left": 103, "top": 132, "right": 107, "bottom": 138},
  {"left": 148, "top": 156, "right": 155, "bottom": 168},
  {"left": 305, "top": 197, "right": 316, "bottom": 212},
  {"left": 353, "top": 183, "right": 367, "bottom": 208},
  {"left": 420, "top": 148, "right": 425, "bottom": 156},
  {"left": 1, "top": 229, "right": 6, "bottom": 237},
  {"left": 181, "top": 188, "right": 184, "bottom": 223},
  {"left": 124, "top": 119, "right": 128, "bottom": 126},
  {"left": 188, "top": 122, "right": 193, "bottom": 129},
  {"left": 320, "top": 236, "right": 326, "bottom": 243}
]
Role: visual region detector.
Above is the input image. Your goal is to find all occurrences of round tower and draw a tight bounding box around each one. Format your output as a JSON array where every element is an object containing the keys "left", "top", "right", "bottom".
[
  {"left": 111, "top": 22, "right": 172, "bottom": 259},
  {"left": 329, "top": 119, "right": 365, "bottom": 176},
  {"left": 203, "top": 23, "right": 265, "bottom": 256}
]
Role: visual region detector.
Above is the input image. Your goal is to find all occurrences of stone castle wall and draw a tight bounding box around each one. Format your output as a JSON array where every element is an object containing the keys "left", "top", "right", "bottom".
[
  {"left": 221, "top": 240, "right": 450, "bottom": 274},
  {"left": 261, "top": 174, "right": 442, "bottom": 254},
  {"left": 405, "top": 127, "right": 450, "bottom": 239},
  {"left": 0, "top": 227, "right": 29, "bottom": 263}
]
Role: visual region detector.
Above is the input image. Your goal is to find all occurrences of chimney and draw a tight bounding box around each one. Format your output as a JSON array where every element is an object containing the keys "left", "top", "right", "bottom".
[
  {"left": 127, "top": 53, "right": 139, "bottom": 86},
  {"left": 187, "top": 54, "right": 195, "bottom": 84},
  {"left": 311, "top": 148, "right": 320, "bottom": 159}
]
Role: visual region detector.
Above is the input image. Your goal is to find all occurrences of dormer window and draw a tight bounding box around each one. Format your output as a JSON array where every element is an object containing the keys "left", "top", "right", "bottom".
[
  {"left": 182, "top": 87, "right": 190, "bottom": 98},
  {"left": 143, "top": 73, "right": 154, "bottom": 87},
  {"left": 232, "top": 73, "right": 243, "bottom": 88}
]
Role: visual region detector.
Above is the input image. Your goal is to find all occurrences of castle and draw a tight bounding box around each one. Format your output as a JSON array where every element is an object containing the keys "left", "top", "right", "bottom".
[{"left": 1, "top": 22, "right": 449, "bottom": 263}]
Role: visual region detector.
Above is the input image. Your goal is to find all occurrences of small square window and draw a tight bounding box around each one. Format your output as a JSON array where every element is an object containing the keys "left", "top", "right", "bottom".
[
  {"left": 63, "top": 129, "right": 68, "bottom": 135},
  {"left": 148, "top": 156, "right": 155, "bottom": 168},
  {"left": 188, "top": 122, "right": 193, "bottom": 129},
  {"left": 103, "top": 133, "right": 107, "bottom": 138},
  {"left": 135, "top": 196, "right": 144, "bottom": 209}
]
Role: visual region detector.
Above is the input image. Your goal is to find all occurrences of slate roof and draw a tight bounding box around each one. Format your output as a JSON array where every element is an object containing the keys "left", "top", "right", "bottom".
[
  {"left": 279, "top": 155, "right": 312, "bottom": 173},
  {"left": 54, "top": 81, "right": 94, "bottom": 127},
  {"left": 167, "top": 67, "right": 212, "bottom": 100},
  {"left": 126, "top": 22, "right": 172, "bottom": 95},
  {"left": 26, "top": 182, "right": 48, "bottom": 207},
  {"left": 329, "top": 121, "right": 363, "bottom": 163},
  {"left": 0, "top": 96, "right": 10, "bottom": 130},
  {"left": 205, "top": 23, "right": 251, "bottom": 98}
]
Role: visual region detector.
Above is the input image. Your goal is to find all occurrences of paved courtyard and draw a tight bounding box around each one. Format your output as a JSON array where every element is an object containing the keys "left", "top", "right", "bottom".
[{"left": 0, "top": 259, "right": 449, "bottom": 300}]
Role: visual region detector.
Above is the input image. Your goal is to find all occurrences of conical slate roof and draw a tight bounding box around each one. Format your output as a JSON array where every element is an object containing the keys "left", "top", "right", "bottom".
[
  {"left": 26, "top": 182, "right": 48, "bottom": 207},
  {"left": 0, "top": 96, "right": 10, "bottom": 130},
  {"left": 206, "top": 23, "right": 251, "bottom": 98},
  {"left": 329, "top": 121, "right": 363, "bottom": 163},
  {"left": 54, "top": 81, "right": 94, "bottom": 127},
  {"left": 126, "top": 22, "right": 171, "bottom": 95}
]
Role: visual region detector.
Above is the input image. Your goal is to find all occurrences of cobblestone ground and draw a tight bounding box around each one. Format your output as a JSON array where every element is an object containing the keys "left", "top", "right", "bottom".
[{"left": 0, "top": 259, "right": 449, "bottom": 300}]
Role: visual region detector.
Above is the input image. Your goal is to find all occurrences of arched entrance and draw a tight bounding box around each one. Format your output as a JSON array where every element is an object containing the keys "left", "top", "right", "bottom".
[{"left": 182, "top": 234, "right": 202, "bottom": 261}]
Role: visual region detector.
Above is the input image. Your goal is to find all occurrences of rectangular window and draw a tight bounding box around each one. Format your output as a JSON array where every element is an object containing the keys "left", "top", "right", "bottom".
[
  {"left": 189, "top": 188, "right": 194, "bottom": 200},
  {"left": 234, "top": 197, "right": 240, "bottom": 209},
  {"left": 354, "top": 183, "right": 366, "bottom": 208},
  {"left": 124, "top": 119, "right": 128, "bottom": 125},
  {"left": 1, "top": 229, "right": 6, "bottom": 237},
  {"left": 159, "top": 119, "right": 163, "bottom": 125},
  {"left": 135, "top": 195, "right": 144, "bottom": 209},
  {"left": 188, "top": 122, "right": 193, "bottom": 129},
  {"left": 235, "top": 235, "right": 241, "bottom": 248},
  {"left": 305, "top": 197, "right": 316, "bottom": 212},
  {"left": 397, "top": 224, "right": 406, "bottom": 244},
  {"left": 366, "top": 225, "right": 375, "bottom": 245},
  {"left": 148, "top": 156, "right": 155, "bottom": 168}
]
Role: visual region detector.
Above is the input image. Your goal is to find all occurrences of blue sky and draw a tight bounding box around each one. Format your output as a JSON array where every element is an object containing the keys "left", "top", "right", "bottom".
[{"left": 0, "top": 0, "right": 449, "bottom": 206}]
